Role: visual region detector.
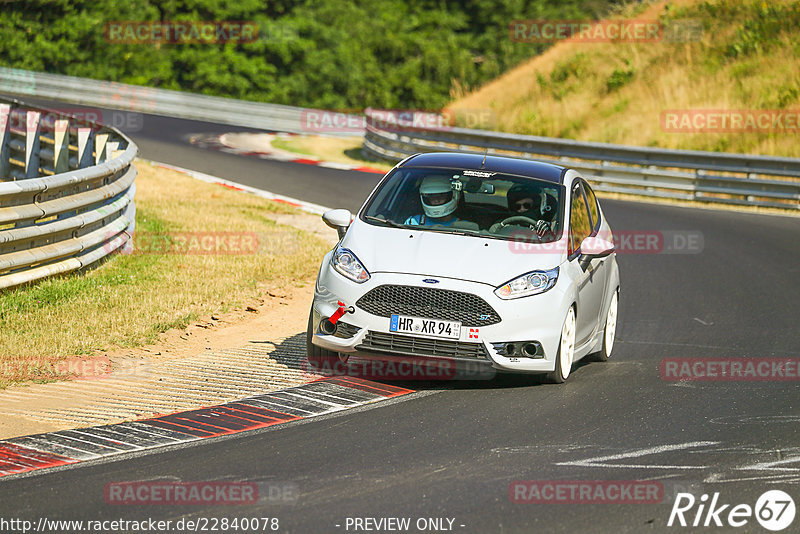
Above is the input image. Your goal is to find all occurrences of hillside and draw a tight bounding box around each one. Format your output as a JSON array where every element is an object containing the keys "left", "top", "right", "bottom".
[{"left": 446, "top": 0, "right": 800, "bottom": 157}]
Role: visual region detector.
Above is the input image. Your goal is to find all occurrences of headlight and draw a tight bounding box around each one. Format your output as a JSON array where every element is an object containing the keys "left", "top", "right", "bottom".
[
  {"left": 495, "top": 267, "right": 558, "bottom": 299},
  {"left": 331, "top": 246, "right": 370, "bottom": 283}
]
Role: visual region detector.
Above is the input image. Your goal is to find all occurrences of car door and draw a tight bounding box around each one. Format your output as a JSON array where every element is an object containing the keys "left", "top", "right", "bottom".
[
  {"left": 567, "top": 179, "right": 606, "bottom": 346},
  {"left": 581, "top": 179, "right": 612, "bottom": 305}
]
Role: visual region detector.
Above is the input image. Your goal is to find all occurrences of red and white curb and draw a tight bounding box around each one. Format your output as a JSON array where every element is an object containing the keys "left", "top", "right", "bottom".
[
  {"left": 143, "top": 159, "right": 332, "bottom": 215},
  {"left": 191, "top": 133, "right": 387, "bottom": 175},
  {"left": 0, "top": 152, "right": 411, "bottom": 479},
  {"left": 0, "top": 377, "right": 413, "bottom": 479}
]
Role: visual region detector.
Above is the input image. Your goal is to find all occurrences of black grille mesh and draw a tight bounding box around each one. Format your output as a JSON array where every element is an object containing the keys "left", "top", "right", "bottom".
[
  {"left": 333, "top": 321, "right": 361, "bottom": 339},
  {"left": 358, "top": 331, "right": 488, "bottom": 360},
  {"left": 356, "top": 285, "right": 501, "bottom": 327}
]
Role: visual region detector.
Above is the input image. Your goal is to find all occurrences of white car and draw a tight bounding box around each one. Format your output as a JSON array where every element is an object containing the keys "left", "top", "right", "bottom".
[{"left": 307, "top": 152, "right": 619, "bottom": 383}]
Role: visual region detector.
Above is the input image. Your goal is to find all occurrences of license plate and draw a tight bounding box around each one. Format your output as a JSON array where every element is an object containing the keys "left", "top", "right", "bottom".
[{"left": 390, "top": 314, "right": 462, "bottom": 339}]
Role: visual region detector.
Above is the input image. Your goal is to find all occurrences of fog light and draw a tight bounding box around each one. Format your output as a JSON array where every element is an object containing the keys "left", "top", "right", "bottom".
[
  {"left": 319, "top": 318, "right": 337, "bottom": 335},
  {"left": 522, "top": 343, "right": 540, "bottom": 357}
]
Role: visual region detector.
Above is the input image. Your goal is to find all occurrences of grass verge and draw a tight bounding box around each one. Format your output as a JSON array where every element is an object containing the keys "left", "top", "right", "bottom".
[
  {"left": 448, "top": 0, "right": 800, "bottom": 158},
  {"left": 0, "top": 160, "right": 330, "bottom": 386}
]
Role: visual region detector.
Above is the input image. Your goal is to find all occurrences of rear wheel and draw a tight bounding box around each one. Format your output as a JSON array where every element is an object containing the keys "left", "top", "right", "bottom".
[
  {"left": 306, "top": 308, "right": 342, "bottom": 372},
  {"left": 590, "top": 289, "right": 618, "bottom": 362},
  {"left": 546, "top": 306, "right": 576, "bottom": 384}
]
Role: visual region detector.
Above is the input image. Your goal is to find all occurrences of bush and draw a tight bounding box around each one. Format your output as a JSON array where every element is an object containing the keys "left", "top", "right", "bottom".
[{"left": 0, "top": 0, "right": 612, "bottom": 111}]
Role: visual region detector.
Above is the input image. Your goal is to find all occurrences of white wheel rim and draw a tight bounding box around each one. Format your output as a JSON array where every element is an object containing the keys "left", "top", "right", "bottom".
[
  {"left": 559, "top": 308, "right": 576, "bottom": 379},
  {"left": 604, "top": 291, "right": 618, "bottom": 357}
]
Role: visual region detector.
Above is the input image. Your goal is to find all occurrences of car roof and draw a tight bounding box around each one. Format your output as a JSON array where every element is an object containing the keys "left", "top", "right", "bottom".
[{"left": 399, "top": 152, "right": 567, "bottom": 184}]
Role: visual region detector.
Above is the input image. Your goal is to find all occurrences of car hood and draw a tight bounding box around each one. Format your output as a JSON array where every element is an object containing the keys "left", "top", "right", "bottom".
[{"left": 342, "top": 219, "right": 565, "bottom": 286}]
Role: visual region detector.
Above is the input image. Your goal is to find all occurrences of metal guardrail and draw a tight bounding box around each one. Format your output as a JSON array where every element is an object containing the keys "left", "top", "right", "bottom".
[
  {"left": 363, "top": 112, "right": 800, "bottom": 210},
  {"left": 0, "top": 67, "right": 361, "bottom": 136},
  {"left": 3, "top": 67, "right": 797, "bottom": 210},
  {"left": 0, "top": 97, "right": 137, "bottom": 290}
]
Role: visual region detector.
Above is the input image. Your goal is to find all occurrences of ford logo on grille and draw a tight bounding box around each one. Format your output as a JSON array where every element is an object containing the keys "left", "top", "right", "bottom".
[{"left": 422, "top": 278, "right": 440, "bottom": 284}]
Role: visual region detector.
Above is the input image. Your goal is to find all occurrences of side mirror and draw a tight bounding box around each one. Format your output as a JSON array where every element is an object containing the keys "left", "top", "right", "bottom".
[
  {"left": 578, "top": 236, "right": 615, "bottom": 270},
  {"left": 580, "top": 236, "right": 615, "bottom": 257},
  {"left": 322, "top": 209, "right": 353, "bottom": 240}
]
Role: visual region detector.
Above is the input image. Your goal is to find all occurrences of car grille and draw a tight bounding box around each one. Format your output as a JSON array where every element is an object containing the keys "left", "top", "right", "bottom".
[
  {"left": 355, "top": 285, "right": 501, "bottom": 327},
  {"left": 357, "top": 331, "right": 489, "bottom": 360},
  {"left": 333, "top": 321, "right": 361, "bottom": 339}
]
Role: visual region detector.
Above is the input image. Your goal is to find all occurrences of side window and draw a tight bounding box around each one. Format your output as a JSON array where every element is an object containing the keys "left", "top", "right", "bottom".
[
  {"left": 368, "top": 171, "right": 418, "bottom": 222},
  {"left": 569, "top": 182, "right": 592, "bottom": 257},
  {"left": 366, "top": 171, "right": 405, "bottom": 214},
  {"left": 582, "top": 180, "right": 600, "bottom": 232}
]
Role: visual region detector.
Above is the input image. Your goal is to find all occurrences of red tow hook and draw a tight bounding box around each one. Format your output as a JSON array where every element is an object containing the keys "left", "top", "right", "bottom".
[{"left": 328, "top": 301, "right": 354, "bottom": 325}]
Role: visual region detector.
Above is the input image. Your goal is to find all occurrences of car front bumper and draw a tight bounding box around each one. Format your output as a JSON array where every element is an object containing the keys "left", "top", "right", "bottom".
[{"left": 311, "top": 255, "right": 571, "bottom": 374}]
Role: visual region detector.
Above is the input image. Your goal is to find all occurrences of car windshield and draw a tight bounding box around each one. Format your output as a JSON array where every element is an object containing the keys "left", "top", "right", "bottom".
[{"left": 361, "top": 167, "right": 564, "bottom": 243}]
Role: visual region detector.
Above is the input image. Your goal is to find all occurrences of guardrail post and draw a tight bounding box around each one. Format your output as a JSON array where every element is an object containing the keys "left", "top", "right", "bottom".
[
  {"left": 694, "top": 169, "right": 704, "bottom": 201},
  {"left": 106, "top": 139, "right": 120, "bottom": 160},
  {"left": 0, "top": 104, "right": 9, "bottom": 180},
  {"left": 646, "top": 165, "right": 657, "bottom": 193},
  {"left": 77, "top": 127, "right": 94, "bottom": 168},
  {"left": 95, "top": 132, "right": 109, "bottom": 164},
  {"left": 53, "top": 119, "right": 70, "bottom": 174},
  {"left": 122, "top": 187, "right": 136, "bottom": 254},
  {"left": 24, "top": 110, "right": 41, "bottom": 178},
  {"left": 52, "top": 119, "right": 73, "bottom": 221},
  {"left": 746, "top": 173, "right": 758, "bottom": 203}
]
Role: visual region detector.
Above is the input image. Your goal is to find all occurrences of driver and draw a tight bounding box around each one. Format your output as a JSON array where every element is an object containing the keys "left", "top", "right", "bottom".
[
  {"left": 404, "top": 176, "right": 462, "bottom": 226},
  {"left": 505, "top": 184, "right": 553, "bottom": 237}
]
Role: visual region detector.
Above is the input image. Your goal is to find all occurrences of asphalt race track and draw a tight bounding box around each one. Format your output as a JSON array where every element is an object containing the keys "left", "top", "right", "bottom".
[{"left": 1, "top": 104, "right": 798, "bottom": 533}]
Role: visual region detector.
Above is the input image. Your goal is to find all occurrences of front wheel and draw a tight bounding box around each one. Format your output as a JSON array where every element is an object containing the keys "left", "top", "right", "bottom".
[{"left": 546, "top": 306, "right": 576, "bottom": 384}]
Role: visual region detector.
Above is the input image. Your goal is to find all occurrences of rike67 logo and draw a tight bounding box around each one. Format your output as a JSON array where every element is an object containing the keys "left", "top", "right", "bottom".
[{"left": 668, "top": 490, "right": 796, "bottom": 531}]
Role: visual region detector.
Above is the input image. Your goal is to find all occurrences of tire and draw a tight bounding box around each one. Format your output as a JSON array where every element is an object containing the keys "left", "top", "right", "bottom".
[
  {"left": 306, "top": 308, "right": 342, "bottom": 372},
  {"left": 590, "top": 289, "right": 618, "bottom": 363},
  {"left": 546, "top": 306, "right": 576, "bottom": 384}
]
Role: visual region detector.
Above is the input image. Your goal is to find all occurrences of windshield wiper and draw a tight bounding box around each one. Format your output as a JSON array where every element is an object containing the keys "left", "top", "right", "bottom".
[
  {"left": 364, "top": 216, "right": 483, "bottom": 237},
  {"left": 364, "top": 215, "right": 407, "bottom": 229},
  {"left": 424, "top": 227, "right": 480, "bottom": 237}
]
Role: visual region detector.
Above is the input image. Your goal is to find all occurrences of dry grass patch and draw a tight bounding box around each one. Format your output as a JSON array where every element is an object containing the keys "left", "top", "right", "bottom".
[
  {"left": 0, "top": 160, "right": 329, "bottom": 386},
  {"left": 448, "top": 0, "right": 800, "bottom": 157}
]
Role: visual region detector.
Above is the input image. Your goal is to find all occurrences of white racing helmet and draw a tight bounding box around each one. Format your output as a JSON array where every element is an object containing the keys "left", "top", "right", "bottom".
[{"left": 420, "top": 176, "right": 458, "bottom": 219}]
